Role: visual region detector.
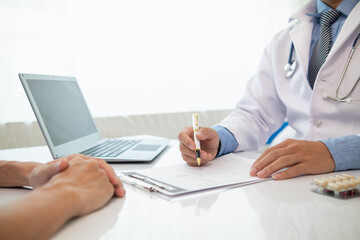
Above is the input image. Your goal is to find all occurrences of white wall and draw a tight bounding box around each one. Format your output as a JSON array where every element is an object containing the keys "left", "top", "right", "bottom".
[{"left": 0, "top": 0, "right": 305, "bottom": 123}]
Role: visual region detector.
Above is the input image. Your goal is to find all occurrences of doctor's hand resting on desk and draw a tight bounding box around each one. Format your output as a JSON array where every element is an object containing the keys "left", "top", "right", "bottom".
[
  {"left": 0, "top": 154, "right": 125, "bottom": 240},
  {"left": 179, "top": 0, "right": 360, "bottom": 176},
  {"left": 179, "top": 127, "right": 335, "bottom": 180}
]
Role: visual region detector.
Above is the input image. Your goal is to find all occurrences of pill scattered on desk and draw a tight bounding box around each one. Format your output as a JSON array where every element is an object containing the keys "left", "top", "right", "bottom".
[{"left": 312, "top": 174, "right": 360, "bottom": 199}]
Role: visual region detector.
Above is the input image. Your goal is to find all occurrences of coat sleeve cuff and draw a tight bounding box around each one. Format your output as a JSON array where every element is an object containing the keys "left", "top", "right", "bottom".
[
  {"left": 320, "top": 135, "right": 360, "bottom": 171},
  {"left": 212, "top": 125, "right": 239, "bottom": 157}
]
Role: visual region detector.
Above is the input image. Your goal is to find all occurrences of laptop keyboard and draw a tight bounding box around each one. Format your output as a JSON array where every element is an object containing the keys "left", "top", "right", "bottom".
[{"left": 81, "top": 139, "right": 141, "bottom": 158}]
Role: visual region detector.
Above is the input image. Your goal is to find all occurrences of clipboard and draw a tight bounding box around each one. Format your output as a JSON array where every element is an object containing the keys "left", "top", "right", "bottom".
[{"left": 117, "top": 152, "right": 270, "bottom": 197}]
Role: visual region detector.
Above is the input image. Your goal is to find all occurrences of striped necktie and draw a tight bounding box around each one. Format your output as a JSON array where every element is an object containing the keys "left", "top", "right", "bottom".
[{"left": 308, "top": 10, "right": 341, "bottom": 89}]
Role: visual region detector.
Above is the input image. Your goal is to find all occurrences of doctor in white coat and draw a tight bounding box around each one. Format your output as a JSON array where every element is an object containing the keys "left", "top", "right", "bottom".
[{"left": 178, "top": 0, "right": 360, "bottom": 179}]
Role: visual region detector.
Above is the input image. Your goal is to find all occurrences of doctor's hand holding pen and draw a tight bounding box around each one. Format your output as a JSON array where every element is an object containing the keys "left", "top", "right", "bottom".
[{"left": 178, "top": 126, "right": 219, "bottom": 166}]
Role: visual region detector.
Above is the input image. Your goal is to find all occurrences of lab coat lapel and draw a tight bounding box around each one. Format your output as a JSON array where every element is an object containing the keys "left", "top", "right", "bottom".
[
  {"left": 329, "top": 2, "right": 360, "bottom": 57},
  {"left": 288, "top": 1, "right": 316, "bottom": 78},
  {"left": 289, "top": 22, "right": 313, "bottom": 78}
]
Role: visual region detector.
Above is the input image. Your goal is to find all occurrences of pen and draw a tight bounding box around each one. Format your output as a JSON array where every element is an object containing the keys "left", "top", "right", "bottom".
[{"left": 192, "top": 113, "right": 201, "bottom": 166}]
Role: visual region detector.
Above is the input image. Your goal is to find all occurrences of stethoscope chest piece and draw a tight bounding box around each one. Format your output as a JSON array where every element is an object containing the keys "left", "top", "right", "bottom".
[
  {"left": 284, "top": 60, "right": 297, "bottom": 78},
  {"left": 284, "top": 42, "right": 297, "bottom": 78}
]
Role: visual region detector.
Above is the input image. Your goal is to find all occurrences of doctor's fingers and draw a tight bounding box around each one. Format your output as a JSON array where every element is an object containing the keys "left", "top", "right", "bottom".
[
  {"left": 251, "top": 140, "right": 291, "bottom": 167},
  {"left": 254, "top": 154, "right": 301, "bottom": 178},
  {"left": 178, "top": 126, "right": 195, "bottom": 151},
  {"left": 250, "top": 146, "right": 297, "bottom": 177},
  {"left": 181, "top": 153, "right": 212, "bottom": 166},
  {"left": 179, "top": 141, "right": 197, "bottom": 157},
  {"left": 272, "top": 163, "right": 309, "bottom": 180},
  {"left": 180, "top": 145, "right": 212, "bottom": 166},
  {"left": 180, "top": 143, "right": 212, "bottom": 161}
]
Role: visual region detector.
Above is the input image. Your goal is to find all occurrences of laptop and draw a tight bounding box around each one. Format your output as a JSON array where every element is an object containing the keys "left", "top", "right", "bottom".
[{"left": 19, "top": 73, "right": 169, "bottom": 162}]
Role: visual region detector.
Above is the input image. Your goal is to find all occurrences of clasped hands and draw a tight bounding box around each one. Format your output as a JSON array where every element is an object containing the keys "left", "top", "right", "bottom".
[{"left": 29, "top": 154, "right": 125, "bottom": 197}]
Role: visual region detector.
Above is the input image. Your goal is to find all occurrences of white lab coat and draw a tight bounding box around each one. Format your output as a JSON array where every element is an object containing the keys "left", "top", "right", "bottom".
[{"left": 220, "top": 0, "right": 360, "bottom": 152}]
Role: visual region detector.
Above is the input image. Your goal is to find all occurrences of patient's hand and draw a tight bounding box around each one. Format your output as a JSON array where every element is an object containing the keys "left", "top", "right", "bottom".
[
  {"left": 44, "top": 157, "right": 118, "bottom": 217},
  {"left": 0, "top": 155, "right": 125, "bottom": 240},
  {"left": 29, "top": 159, "right": 69, "bottom": 188},
  {"left": 29, "top": 154, "right": 125, "bottom": 197}
]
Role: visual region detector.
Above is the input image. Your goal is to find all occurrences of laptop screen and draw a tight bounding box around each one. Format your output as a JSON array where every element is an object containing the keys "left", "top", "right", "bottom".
[{"left": 27, "top": 79, "right": 97, "bottom": 146}]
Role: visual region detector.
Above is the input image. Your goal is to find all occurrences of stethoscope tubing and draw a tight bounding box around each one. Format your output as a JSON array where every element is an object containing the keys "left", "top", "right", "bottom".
[
  {"left": 288, "top": 43, "right": 295, "bottom": 64},
  {"left": 285, "top": 33, "right": 360, "bottom": 103}
]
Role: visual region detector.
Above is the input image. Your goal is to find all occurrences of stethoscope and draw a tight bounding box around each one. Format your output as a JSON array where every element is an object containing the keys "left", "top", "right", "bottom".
[
  {"left": 284, "top": 43, "right": 297, "bottom": 78},
  {"left": 284, "top": 33, "right": 360, "bottom": 103}
]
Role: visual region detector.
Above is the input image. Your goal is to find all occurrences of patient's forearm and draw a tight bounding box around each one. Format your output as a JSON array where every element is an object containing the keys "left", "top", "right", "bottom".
[
  {"left": 0, "top": 183, "right": 78, "bottom": 240},
  {"left": 0, "top": 160, "right": 40, "bottom": 187}
]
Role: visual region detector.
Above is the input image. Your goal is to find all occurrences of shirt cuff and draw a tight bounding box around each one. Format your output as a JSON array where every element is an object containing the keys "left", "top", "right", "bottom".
[
  {"left": 212, "top": 125, "right": 239, "bottom": 157},
  {"left": 320, "top": 135, "right": 360, "bottom": 171}
]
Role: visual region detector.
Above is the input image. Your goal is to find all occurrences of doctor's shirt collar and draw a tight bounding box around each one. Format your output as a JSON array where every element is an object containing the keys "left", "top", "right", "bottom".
[{"left": 306, "top": 0, "right": 359, "bottom": 18}]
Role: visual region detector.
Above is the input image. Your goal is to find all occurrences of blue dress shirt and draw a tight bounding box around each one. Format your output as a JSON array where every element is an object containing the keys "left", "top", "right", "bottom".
[
  {"left": 213, "top": 0, "right": 360, "bottom": 171},
  {"left": 307, "top": 0, "right": 359, "bottom": 61}
]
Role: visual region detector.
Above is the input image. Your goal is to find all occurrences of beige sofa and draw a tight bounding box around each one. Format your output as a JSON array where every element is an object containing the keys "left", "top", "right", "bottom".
[{"left": 0, "top": 110, "right": 231, "bottom": 150}]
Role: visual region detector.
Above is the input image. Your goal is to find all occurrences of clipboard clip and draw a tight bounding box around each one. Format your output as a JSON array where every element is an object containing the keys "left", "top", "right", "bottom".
[
  {"left": 117, "top": 171, "right": 180, "bottom": 194},
  {"left": 129, "top": 180, "right": 157, "bottom": 192},
  {"left": 127, "top": 174, "right": 168, "bottom": 190}
]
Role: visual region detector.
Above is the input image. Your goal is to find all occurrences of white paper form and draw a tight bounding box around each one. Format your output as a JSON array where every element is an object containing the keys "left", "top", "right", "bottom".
[{"left": 119, "top": 153, "right": 269, "bottom": 196}]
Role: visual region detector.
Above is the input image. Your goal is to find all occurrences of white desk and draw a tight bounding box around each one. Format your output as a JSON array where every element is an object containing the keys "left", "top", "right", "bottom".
[{"left": 0, "top": 140, "right": 359, "bottom": 240}]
